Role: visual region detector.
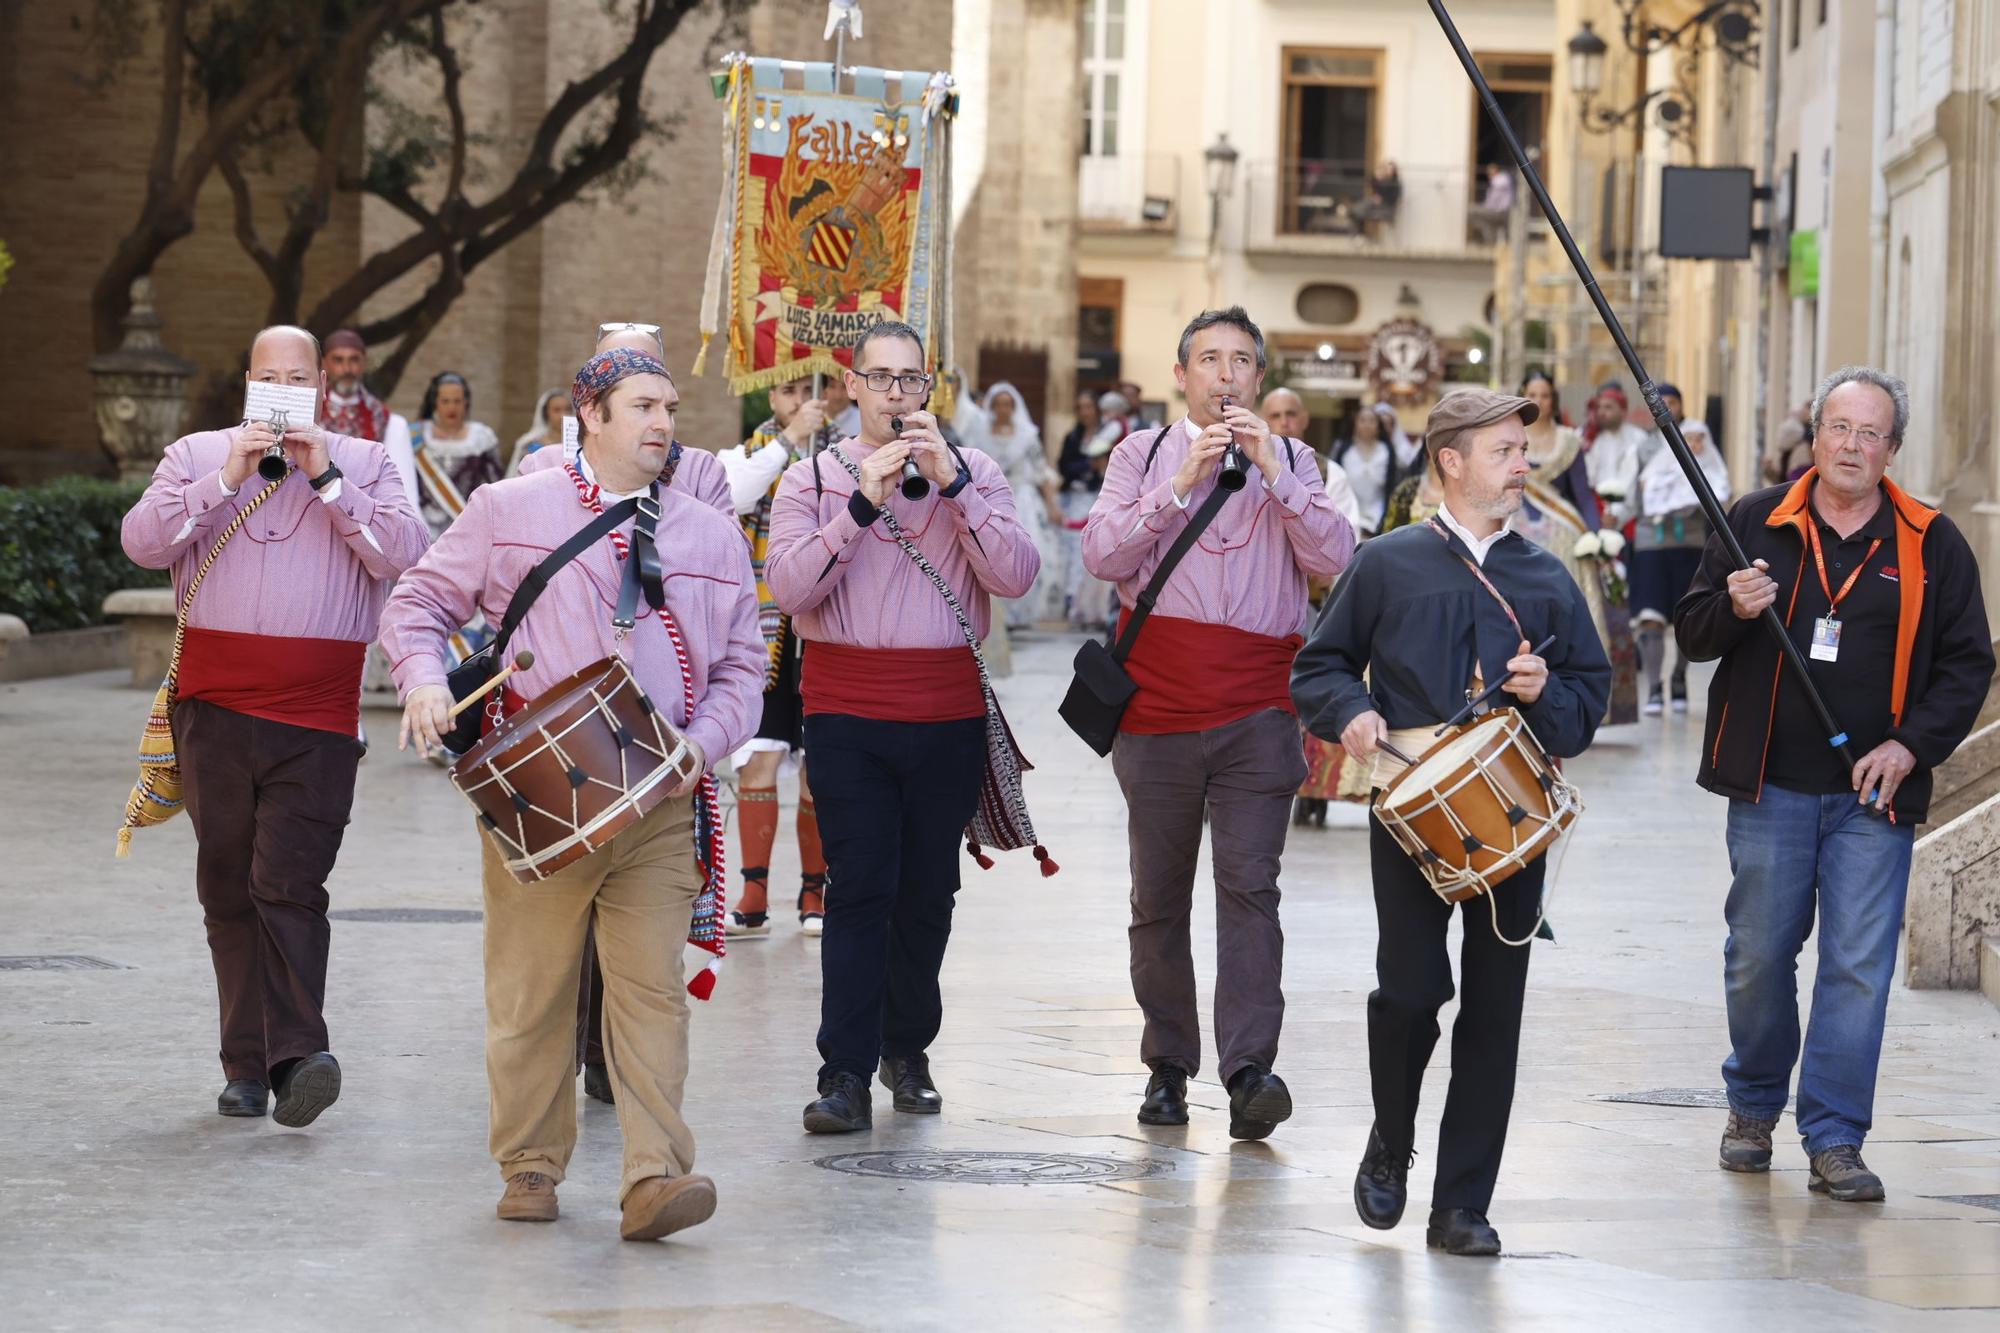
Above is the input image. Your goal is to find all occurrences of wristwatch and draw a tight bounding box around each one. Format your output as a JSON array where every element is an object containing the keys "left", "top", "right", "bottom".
[
  {"left": 308, "top": 463, "right": 344, "bottom": 491},
  {"left": 939, "top": 466, "right": 973, "bottom": 500}
]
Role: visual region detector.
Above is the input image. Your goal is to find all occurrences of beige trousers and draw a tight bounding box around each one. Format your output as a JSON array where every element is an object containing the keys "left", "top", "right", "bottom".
[{"left": 480, "top": 793, "right": 700, "bottom": 1202}]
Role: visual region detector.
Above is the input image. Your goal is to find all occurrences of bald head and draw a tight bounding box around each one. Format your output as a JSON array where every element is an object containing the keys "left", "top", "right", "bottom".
[
  {"left": 596, "top": 327, "right": 667, "bottom": 361},
  {"left": 247, "top": 325, "right": 323, "bottom": 401},
  {"left": 1260, "top": 387, "right": 1307, "bottom": 439}
]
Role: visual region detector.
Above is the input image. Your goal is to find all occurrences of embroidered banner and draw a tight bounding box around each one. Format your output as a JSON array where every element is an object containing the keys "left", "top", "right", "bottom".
[{"left": 696, "top": 56, "right": 957, "bottom": 408}]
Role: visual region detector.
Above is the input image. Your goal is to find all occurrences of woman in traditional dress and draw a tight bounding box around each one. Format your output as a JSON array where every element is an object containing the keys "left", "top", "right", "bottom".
[
  {"left": 409, "top": 371, "right": 505, "bottom": 749},
  {"left": 508, "top": 388, "right": 569, "bottom": 475},
  {"left": 981, "top": 382, "right": 1065, "bottom": 627},
  {"left": 411, "top": 372, "right": 504, "bottom": 536},
  {"left": 1511, "top": 371, "right": 1639, "bottom": 725}
]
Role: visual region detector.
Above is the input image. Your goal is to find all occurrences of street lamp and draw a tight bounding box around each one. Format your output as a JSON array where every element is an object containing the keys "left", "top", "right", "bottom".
[
  {"left": 1204, "top": 133, "right": 1239, "bottom": 255},
  {"left": 1570, "top": 20, "right": 1695, "bottom": 152},
  {"left": 1568, "top": 21, "right": 1607, "bottom": 99}
]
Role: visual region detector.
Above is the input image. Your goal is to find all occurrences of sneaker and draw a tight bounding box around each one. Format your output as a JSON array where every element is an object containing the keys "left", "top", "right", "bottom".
[
  {"left": 1808, "top": 1145, "right": 1886, "bottom": 1202},
  {"left": 1670, "top": 677, "right": 1689, "bottom": 713},
  {"left": 1719, "top": 1110, "right": 1778, "bottom": 1172},
  {"left": 1643, "top": 685, "right": 1665, "bottom": 717},
  {"left": 497, "top": 1171, "right": 559, "bottom": 1222}
]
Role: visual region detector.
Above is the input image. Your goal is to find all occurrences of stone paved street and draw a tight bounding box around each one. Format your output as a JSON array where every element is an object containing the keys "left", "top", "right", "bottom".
[{"left": 4, "top": 632, "right": 1999, "bottom": 1330}]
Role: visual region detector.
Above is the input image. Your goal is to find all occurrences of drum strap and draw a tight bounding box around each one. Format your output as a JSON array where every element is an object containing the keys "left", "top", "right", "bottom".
[{"left": 614, "top": 483, "right": 666, "bottom": 633}]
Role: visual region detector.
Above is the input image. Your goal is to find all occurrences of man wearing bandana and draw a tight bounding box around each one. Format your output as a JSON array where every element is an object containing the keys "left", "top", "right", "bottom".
[
  {"left": 317, "top": 330, "right": 419, "bottom": 509},
  {"left": 518, "top": 323, "right": 738, "bottom": 1107},
  {"left": 380, "top": 347, "right": 764, "bottom": 1242}
]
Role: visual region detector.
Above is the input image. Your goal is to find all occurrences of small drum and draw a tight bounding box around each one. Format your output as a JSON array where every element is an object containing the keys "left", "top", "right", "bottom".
[
  {"left": 450, "top": 655, "right": 700, "bottom": 883},
  {"left": 1375, "top": 708, "right": 1581, "bottom": 904}
]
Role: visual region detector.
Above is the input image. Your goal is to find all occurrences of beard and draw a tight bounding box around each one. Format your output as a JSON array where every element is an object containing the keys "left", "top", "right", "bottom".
[
  {"left": 1467, "top": 477, "right": 1526, "bottom": 520},
  {"left": 331, "top": 375, "right": 364, "bottom": 398}
]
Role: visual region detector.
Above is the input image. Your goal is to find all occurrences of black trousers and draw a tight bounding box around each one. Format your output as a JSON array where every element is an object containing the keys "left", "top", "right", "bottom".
[
  {"left": 806, "top": 713, "right": 984, "bottom": 1081},
  {"left": 173, "top": 698, "right": 359, "bottom": 1083},
  {"left": 1367, "top": 814, "right": 1542, "bottom": 1213}
]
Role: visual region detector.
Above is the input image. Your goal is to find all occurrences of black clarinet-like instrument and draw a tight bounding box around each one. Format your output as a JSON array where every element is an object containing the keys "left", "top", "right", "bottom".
[
  {"left": 1426, "top": 0, "right": 1857, "bottom": 770},
  {"left": 894, "top": 415, "right": 930, "bottom": 500}
]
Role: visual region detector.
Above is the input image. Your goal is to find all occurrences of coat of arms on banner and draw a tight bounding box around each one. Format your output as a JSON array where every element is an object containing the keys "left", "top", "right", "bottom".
[{"left": 695, "top": 56, "right": 957, "bottom": 402}]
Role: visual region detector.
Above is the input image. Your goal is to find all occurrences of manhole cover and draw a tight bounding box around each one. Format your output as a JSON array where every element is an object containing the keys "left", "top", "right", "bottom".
[
  {"left": 815, "top": 1150, "right": 1170, "bottom": 1184},
  {"left": 1597, "top": 1088, "right": 1736, "bottom": 1110},
  {"left": 1928, "top": 1195, "right": 2000, "bottom": 1213},
  {"left": 328, "top": 908, "right": 483, "bottom": 924},
  {"left": 0, "top": 955, "right": 126, "bottom": 971}
]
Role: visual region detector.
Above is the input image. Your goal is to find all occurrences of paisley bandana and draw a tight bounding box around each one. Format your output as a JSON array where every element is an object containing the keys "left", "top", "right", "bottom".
[{"left": 571, "top": 347, "right": 672, "bottom": 426}]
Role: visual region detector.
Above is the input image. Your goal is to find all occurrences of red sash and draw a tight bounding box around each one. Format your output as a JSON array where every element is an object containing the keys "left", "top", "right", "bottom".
[
  {"left": 802, "top": 642, "right": 984, "bottom": 722},
  {"left": 1118, "top": 613, "right": 1300, "bottom": 735},
  {"left": 177, "top": 628, "right": 366, "bottom": 736}
]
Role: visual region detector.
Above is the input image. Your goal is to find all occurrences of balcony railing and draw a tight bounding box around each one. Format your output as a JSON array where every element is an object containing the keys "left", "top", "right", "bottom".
[
  {"left": 1078, "top": 152, "right": 1182, "bottom": 232},
  {"left": 1239, "top": 159, "right": 1520, "bottom": 255}
]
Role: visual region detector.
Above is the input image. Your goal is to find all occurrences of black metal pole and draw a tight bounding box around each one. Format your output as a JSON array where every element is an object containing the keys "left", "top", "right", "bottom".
[{"left": 1426, "top": 0, "right": 1857, "bottom": 771}]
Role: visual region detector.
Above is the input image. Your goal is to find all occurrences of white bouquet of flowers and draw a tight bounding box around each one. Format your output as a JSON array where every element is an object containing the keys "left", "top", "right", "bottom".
[
  {"left": 1595, "top": 478, "right": 1627, "bottom": 502},
  {"left": 1573, "top": 528, "right": 1627, "bottom": 560}
]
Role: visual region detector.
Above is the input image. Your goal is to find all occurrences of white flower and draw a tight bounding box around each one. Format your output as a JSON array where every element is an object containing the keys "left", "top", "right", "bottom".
[
  {"left": 1598, "top": 529, "right": 1627, "bottom": 557},
  {"left": 1573, "top": 532, "right": 1603, "bottom": 559},
  {"left": 1596, "top": 480, "right": 1627, "bottom": 500}
]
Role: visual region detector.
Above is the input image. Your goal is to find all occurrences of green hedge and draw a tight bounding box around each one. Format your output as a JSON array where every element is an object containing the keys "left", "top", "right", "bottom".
[{"left": 0, "top": 477, "right": 166, "bottom": 632}]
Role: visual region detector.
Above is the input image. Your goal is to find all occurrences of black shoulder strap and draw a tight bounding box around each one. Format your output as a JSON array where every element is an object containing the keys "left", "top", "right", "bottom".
[
  {"left": 493, "top": 496, "right": 642, "bottom": 653},
  {"left": 1109, "top": 480, "right": 1230, "bottom": 662},
  {"left": 1142, "top": 423, "right": 1174, "bottom": 475}
]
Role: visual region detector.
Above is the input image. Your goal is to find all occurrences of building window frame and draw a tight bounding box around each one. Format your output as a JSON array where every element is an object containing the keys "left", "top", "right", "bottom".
[
  {"left": 1082, "top": 0, "right": 1129, "bottom": 159},
  {"left": 1278, "top": 45, "right": 1385, "bottom": 236}
]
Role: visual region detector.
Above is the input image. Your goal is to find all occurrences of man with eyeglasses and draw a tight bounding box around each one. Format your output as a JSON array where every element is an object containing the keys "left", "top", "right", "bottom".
[
  {"left": 764, "top": 319, "right": 1041, "bottom": 1134},
  {"left": 1675, "top": 365, "right": 1992, "bottom": 1203}
]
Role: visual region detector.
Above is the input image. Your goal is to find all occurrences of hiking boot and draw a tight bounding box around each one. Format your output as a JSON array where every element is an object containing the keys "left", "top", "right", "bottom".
[
  {"left": 1719, "top": 1110, "right": 1778, "bottom": 1172},
  {"left": 1808, "top": 1145, "right": 1886, "bottom": 1202},
  {"left": 497, "top": 1171, "right": 559, "bottom": 1222}
]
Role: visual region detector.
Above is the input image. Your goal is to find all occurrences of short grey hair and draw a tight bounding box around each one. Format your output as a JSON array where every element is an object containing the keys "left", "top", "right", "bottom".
[
  {"left": 1176, "top": 306, "right": 1267, "bottom": 370},
  {"left": 1811, "top": 365, "right": 1909, "bottom": 447}
]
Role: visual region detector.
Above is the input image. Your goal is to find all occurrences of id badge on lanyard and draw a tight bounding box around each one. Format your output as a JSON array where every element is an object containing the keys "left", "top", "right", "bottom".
[{"left": 1805, "top": 523, "right": 1881, "bottom": 666}]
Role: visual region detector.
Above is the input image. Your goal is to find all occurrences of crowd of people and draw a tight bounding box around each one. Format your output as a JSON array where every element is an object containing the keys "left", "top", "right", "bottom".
[{"left": 114, "top": 303, "right": 1990, "bottom": 1259}]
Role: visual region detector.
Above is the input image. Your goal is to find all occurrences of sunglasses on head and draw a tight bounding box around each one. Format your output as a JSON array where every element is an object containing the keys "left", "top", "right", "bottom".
[{"left": 597, "top": 321, "right": 662, "bottom": 338}]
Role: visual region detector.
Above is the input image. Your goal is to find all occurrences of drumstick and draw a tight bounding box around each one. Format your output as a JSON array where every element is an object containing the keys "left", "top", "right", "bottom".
[
  {"left": 1375, "top": 737, "right": 1419, "bottom": 767},
  {"left": 1433, "top": 634, "right": 1558, "bottom": 736},
  {"left": 445, "top": 651, "right": 536, "bottom": 721}
]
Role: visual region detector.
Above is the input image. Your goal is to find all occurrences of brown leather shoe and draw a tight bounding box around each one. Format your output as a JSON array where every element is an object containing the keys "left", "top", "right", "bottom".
[
  {"left": 497, "top": 1171, "right": 559, "bottom": 1222},
  {"left": 620, "top": 1173, "right": 718, "bottom": 1241}
]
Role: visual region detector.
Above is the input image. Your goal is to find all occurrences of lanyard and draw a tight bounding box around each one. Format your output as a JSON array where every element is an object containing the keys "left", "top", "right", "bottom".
[
  {"left": 1805, "top": 521, "right": 1882, "bottom": 617},
  {"left": 1427, "top": 516, "right": 1524, "bottom": 639}
]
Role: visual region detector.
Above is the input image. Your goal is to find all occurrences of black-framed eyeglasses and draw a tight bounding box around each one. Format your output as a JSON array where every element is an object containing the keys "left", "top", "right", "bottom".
[{"left": 856, "top": 370, "right": 934, "bottom": 394}]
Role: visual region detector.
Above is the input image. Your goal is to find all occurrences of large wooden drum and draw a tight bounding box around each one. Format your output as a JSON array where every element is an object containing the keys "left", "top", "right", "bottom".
[
  {"left": 1374, "top": 708, "right": 1581, "bottom": 904},
  {"left": 450, "top": 655, "right": 699, "bottom": 883}
]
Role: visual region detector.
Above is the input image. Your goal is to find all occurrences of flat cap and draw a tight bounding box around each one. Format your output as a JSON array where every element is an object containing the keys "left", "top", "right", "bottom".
[{"left": 1424, "top": 387, "right": 1538, "bottom": 461}]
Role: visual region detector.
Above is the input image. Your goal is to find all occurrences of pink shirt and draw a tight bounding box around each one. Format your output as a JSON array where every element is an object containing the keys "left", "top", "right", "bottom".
[
  {"left": 121, "top": 429, "right": 431, "bottom": 642},
  {"left": 377, "top": 468, "right": 764, "bottom": 769},
  {"left": 518, "top": 440, "right": 734, "bottom": 518},
  {"left": 764, "top": 439, "right": 1041, "bottom": 648},
  {"left": 1082, "top": 420, "right": 1357, "bottom": 639}
]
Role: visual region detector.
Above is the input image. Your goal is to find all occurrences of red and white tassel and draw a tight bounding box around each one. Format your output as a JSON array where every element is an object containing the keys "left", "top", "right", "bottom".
[{"left": 687, "top": 955, "right": 722, "bottom": 1001}]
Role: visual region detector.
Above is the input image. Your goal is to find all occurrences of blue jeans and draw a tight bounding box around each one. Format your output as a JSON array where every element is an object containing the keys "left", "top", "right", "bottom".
[{"left": 1722, "top": 784, "right": 1915, "bottom": 1156}]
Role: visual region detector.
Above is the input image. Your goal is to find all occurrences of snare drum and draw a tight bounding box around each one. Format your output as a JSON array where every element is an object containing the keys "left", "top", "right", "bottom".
[
  {"left": 1374, "top": 708, "right": 1581, "bottom": 903},
  {"left": 450, "top": 655, "right": 700, "bottom": 883}
]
